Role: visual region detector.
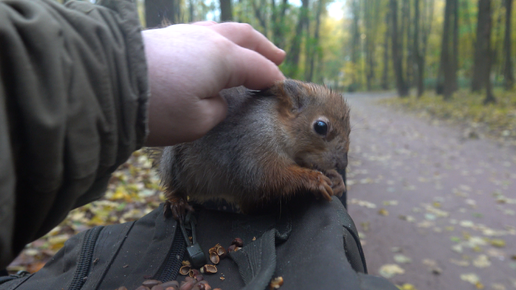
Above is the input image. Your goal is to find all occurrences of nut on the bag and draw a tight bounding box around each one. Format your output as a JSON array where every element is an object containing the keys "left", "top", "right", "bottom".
[
  {"left": 188, "top": 269, "right": 201, "bottom": 278},
  {"left": 179, "top": 265, "right": 191, "bottom": 276},
  {"left": 208, "top": 244, "right": 227, "bottom": 263},
  {"left": 142, "top": 280, "right": 162, "bottom": 287},
  {"left": 209, "top": 252, "right": 220, "bottom": 264},
  {"left": 216, "top": 245, "right": 227, "bottom": 258},
  {"left": 227, "top": 244, "right": 241, "bottom": 253},
  {"left": 121, "top": 274, "right": 222, "bottom": 290},
  {"left": 231, "top": 238, "right": 243, "bottom": 247},
  {"left": 269, "top": 276, "right": 284, "bottom": 290},
  {"left": 200, "top": 264, "right": 217, "bottom": 274}
]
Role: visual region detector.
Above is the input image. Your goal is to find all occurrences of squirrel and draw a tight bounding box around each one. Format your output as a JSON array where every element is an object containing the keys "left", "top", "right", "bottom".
[{"left": 159, "top": 79, "right": 350, "bottom": 218}]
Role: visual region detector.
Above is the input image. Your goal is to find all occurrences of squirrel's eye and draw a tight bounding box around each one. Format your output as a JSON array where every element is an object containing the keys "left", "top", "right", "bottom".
[{"left": 313, "top": 120, "right": 328, "bottom": 136}]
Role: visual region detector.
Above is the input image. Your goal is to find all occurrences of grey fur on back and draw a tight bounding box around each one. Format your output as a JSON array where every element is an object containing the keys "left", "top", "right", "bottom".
[
  {"left": 159, "top": 80, "right": 350, "bottom": 210},
  {"left": 159, "top": 86, "right": 287, "bottom": 206}
]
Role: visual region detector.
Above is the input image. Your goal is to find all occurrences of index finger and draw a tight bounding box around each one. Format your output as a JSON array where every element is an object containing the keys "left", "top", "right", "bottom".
[
  {"left": 205, "top": 22, "right": 286, "bottom": 66},
  {"left": 223, "top": 44, "right": 286, "bottom": 90}
]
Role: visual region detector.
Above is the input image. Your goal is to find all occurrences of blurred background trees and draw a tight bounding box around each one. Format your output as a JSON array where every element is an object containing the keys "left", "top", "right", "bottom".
[{"left": 142, "top": 0, "right": 515, "bottom": 101}]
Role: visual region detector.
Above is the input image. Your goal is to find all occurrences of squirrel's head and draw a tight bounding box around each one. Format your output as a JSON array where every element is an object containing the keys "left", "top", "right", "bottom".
[{"left": 260, "top": 80, "right": 350, "bottom": 173}]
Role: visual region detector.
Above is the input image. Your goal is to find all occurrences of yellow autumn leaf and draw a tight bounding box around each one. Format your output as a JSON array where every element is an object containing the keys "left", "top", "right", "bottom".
[
  {"left": 489, "top": 239, "right": 506, "bottom": 248},
  {"left": 399, "top": 283, "right": 417, "bottom": 290},
  {"left": 111, "top": 185, "right": 129, "bottom": 200},
  {"left": 47, "top": 234, "right": 70, "bottom": 250},
  {"left": 378, "top": 208, "right": 389, "bottom": 216}
]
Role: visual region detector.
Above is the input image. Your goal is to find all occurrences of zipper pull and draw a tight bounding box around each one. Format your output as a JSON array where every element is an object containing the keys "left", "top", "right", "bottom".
[{"left": 180, "top": 211, "right": 206, "bottom": 268}]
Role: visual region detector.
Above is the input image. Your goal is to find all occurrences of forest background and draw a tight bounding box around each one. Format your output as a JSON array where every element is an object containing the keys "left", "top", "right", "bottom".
[
  {"left": 141, "top": 0, "right": 516, "bottom": 143},
  {"left": 142, "top": 0, "right": 515, "bottom": 102}
]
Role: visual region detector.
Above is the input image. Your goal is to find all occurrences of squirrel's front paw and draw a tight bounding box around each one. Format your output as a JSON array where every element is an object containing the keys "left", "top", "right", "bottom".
[
  {"left": 325, "top": 169, "right": 346, "bottom": 197},
  {"left": 308, "top": 171, "right": 334, "bottom": 201},
  {"left": 164, "top": 196, "right": 194, "bottom": 220}
]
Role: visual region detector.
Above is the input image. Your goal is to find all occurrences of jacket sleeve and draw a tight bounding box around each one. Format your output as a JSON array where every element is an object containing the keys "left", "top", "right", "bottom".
[{"left": 0, "top": 0, "right": 149, "bottom": 269}]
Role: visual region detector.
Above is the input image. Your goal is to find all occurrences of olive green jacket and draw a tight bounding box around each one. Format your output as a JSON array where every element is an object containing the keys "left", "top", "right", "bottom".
[{"left": 0, "top": 0, "right": 149, "bottom": 269}]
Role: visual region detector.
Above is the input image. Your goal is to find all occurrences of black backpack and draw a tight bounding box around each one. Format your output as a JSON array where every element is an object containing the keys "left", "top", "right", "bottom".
[{"left": 0, "top": 198, "right": 397, "bottom": 290}]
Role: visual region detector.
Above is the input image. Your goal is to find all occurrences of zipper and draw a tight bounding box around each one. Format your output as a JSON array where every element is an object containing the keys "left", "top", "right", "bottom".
[
  {"left": 68, "top": 226, "right": 104, "bottom": 290},
  {"left": 155, "top": 225, "right": 186, "bottom": 282}
]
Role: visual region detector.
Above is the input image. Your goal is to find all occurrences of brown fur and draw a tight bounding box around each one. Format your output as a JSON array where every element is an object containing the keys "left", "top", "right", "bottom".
[{"left": 159, "top": 80, "right": 350, "bottom": 216}]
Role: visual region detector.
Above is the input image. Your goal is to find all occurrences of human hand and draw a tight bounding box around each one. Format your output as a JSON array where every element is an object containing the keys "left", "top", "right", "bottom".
[{"left": 142, "top": 22, "right": 286, "bottom": 146}]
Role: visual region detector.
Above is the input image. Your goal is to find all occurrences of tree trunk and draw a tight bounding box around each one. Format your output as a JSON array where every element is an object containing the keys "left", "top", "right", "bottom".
[
  {"left": 189, "top": 0, "right": 194, "bottom": 22},
  {"left": 220, "top": 0, "right": 233, "bottom": 21},
  {"left": 390, "top": 0, "right": 409, "bottom": 97},
  {"left": 437, "top": 0, "right": 458, "bottom": 99},
  {"left": 436, "top": 0, "right": 451, "bottom": 97},
  {"left": 364, "top": 0, "right": 379, "bottom": 91},
  {"left": 271, "top": 0, "right": 289, "bottom": 49},
  {"left": 504, "top": 0, "right": 514, "bottom": 90},
  {"left": 284, "top": 0, "right": 309, "bottom": 78},
  {"left": 303, "top": 4, "right": 311, "bottom": 81},
  {"left": 145, "top": 0, "right": 180, "bottom": 28},
  {"left": 350, "top": 0, "right": 360, "bottom": 91},
  {"left": 451, "top": 0, "right": 458, "bottom": 92},
  {"left": 414, "top": 0, "right": 420, "bottom": 95},
  {"left": 271, "top": 0, "right": 278, "bottom": 43},
  {"left": 493, "top": 1, "right": 504, "bottom": 79},
  {"left": 305, "top": 0, "right": 324, "bottom": 82},
  {"left": 483, "top": 1, "right": 496, "bottom": 104},
  {"left": 403, "top": 0, "right": 412, "bottom": 87},
  {"left": 252, "top": 0, "right": 268, "bottom": 36},
  {"left": 484, "top": 50, "right": 496, "bottom": 104},
  {"left": 364, "top": 0, "right": 371, "bottom": 90},
  {"left": 418, "top": 0, "right": 435, "bottom": 97},
  {"left": 471, "top": 0, "right": 492, "bottom": 92},
  {"left": 381, "top": 9, "right": 390, "bottom": 90}
]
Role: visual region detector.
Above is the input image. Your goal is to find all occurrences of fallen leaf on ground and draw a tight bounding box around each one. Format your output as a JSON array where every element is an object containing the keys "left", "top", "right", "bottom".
[
  {"left": 378, "top": 208, "right": 389, "bottom": 216},
  {"left": 383, "top": 200, "right": 399, "bottom": 206},
  {"left": 449, "top": 259, "right": 470, "bottom": 267},
  {"left": 460, "top": 273, "right": 480, "bottom": 285},
  {"left": 489, "top": 239, "right": 506, "bottom": 248},
  {"left": 350, "top": 198, "right": 377, "bottom": 209},
  {"left": 379, "top": 264, "right": 405, "bottom": 278},
  {"left": 394, "top": 254, "right": 412, "bottom": 264},
  {"left": 397, "top": 283, "right": 417, "bottom": 290},
  {"left": 472, "top": 255, "right": 491, "bottom": 268}
]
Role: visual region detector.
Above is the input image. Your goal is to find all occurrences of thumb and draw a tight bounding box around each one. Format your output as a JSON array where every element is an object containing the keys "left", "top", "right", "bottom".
[{"left": 194, "top": 94, "right": 228, "bottom": 137}]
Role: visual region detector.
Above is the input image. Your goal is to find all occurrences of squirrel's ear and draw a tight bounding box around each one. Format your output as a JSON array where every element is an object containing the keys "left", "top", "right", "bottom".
[
  {"left": 279, "top": 80, "right": 306, "bottom": 112},
  {"left": 253, "top": 80, "right": 306, "bottom": 115}
]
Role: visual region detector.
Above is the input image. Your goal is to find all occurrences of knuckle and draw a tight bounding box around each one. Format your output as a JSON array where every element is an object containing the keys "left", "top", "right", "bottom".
[{"left": 237, "top": 23, "right": 254, "bottom": 35}]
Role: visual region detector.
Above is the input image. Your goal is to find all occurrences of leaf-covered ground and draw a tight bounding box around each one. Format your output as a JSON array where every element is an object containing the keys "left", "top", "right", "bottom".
[
  {"left": 7, "top": 150, "right": 164, "bottom": 273},
  {"left": 378, "top": 89, "right": 516, "bottom": 146},
  {"left": 347, "top": 92, "right": 516, "bottom": 290}
]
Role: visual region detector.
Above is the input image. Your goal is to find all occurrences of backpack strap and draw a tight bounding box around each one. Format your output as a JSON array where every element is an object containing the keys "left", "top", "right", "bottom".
[
  {"left": 229, "top": 229, "right": 276, "bottom": 288},
  {"left": 331, "top": 198, "right": 368, "bottom": 273},
  {"left": 227, "top": 198, "right": 396, "bottom": 290}
]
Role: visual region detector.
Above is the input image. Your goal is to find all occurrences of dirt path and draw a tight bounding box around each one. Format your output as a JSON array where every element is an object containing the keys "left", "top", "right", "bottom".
[{"left": 345, "top": 92, "right": 516, "bottom": 290}]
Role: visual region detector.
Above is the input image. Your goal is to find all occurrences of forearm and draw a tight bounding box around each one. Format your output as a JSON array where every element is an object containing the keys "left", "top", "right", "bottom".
[{"left": 0, "top": 0, "right": 148, "bottom": 269}]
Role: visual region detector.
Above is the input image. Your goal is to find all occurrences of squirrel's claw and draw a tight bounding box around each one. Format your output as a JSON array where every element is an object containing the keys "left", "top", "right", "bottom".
[
  {"left": 164, "top": 197, "right": 194, "bottom": 220},
  {"left": 325, "top": 169, "right": 346, "bottom": 198},
  {"left": 317, "top": 174, "right": 334, "bottom": 201}
]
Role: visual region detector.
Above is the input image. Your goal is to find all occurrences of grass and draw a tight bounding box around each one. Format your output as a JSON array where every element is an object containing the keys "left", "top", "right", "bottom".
[{"left": 378, "top": 89, "right": 516, "bottom": 142}]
